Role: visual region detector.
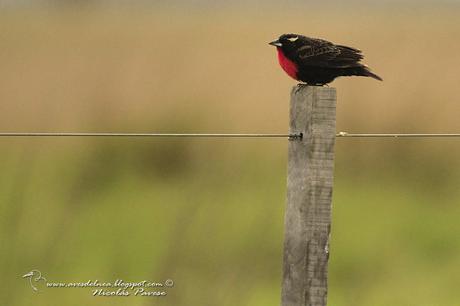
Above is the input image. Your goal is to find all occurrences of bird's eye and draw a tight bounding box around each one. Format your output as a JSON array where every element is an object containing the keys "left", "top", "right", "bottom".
[{"left": 287, "top": 36, "right": 298, "bottom": 42}]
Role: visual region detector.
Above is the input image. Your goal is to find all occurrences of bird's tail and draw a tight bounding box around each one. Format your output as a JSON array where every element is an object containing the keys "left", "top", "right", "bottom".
[
  {"left": 360, "top": 66, "right": 383, "bottom": 81},
  {"left": 342, "top": 66, "right": 383, "bottom": 81}
]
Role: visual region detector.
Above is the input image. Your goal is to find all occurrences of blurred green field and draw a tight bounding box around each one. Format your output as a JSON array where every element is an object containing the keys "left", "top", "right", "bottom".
[{"left": 1, "top": 6, "right": 460, "bottom": 306}]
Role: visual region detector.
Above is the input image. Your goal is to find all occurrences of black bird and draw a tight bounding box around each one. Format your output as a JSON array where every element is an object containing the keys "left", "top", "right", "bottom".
[{"left": 269, "top": 34, "right": 382, "bottom": 85}]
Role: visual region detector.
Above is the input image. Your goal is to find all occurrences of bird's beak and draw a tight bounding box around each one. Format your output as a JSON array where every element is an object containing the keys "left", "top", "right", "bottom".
[{"left": 269, "top": 40, "right": 282, "bottom": 47}]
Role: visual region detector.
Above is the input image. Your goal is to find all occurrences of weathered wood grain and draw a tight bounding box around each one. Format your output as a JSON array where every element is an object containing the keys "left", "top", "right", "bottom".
[{"left": 281, "top": 85, "right": 337, "bottom": 306}]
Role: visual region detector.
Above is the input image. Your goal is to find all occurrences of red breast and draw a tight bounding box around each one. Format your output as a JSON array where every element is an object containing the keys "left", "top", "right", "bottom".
[{"left": 276, "top": 48, "right": 299, "bottom": 80}]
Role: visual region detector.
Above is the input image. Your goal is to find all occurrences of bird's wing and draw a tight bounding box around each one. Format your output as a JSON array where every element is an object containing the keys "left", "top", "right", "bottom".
[{"left": 296, "top": 38, "right": 364, "bottom": 68}]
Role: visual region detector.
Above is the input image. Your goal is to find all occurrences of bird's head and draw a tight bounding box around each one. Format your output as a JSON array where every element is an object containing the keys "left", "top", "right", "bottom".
[{"left": 269, "top": 34, "right": 303, "bottom": 53}]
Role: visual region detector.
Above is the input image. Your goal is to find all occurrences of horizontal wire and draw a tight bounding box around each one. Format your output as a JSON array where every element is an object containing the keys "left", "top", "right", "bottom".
[
  {"left": 0, "top": 132, "right": 300, "bottom": 138},
  {"left": 0, "top": 132, "right": 460, "bottom": 139},
  {"left": 336, "top": 132, "right": 460, "bottom": 138}
]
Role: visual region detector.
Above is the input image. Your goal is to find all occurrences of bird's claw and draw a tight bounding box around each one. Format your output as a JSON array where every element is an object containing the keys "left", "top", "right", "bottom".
[{"left": 293, "top": 83, "right": 308, "bottom": 94}]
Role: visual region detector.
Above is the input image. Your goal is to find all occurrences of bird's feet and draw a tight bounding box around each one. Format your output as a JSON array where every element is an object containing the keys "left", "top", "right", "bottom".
[{"left": 293, "top": 83, "right": 308, "bottom": 94}]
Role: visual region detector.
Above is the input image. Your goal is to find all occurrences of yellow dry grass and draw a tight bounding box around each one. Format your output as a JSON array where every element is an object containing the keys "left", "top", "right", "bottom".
[{"left": 1, "top": 8, "right": 459, "bottom": 135}]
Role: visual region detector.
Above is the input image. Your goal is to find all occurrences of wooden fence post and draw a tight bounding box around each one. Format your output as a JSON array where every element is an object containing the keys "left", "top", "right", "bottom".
[{"left": 281, "top": 85, "right": 337, "bottom": 306}]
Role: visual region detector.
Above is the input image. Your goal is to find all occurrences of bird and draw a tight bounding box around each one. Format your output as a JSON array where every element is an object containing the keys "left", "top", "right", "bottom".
[{"left": 269, "top": 34, "right": 382, "bottom": 86}]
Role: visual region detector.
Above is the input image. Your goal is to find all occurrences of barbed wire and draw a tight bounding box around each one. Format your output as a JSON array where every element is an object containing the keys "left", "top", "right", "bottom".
[{"left": 0, "top": 132, "right": 460, "bottom": 139}]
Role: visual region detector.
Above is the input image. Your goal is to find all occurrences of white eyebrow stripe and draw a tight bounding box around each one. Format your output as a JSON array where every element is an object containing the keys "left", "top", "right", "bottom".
[{"left": 287, "top": 36, "right": 299, "bottom": 42}]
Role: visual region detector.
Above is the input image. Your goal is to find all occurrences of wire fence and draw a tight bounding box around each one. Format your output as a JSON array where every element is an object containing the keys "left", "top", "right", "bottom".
[
  {"left": 1, "top": 132, "right": 460, "bottom": 139},
  {"left": 0, "top": 132, "right": 298, "bottom": 138},
  {"left": 336, "top": 132, "right": 460, "bottom": 138}
]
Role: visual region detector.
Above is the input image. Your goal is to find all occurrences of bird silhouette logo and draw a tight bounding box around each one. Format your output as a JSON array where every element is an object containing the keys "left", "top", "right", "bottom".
[{"left": 22, "top": 270, "right": 46, "bottom": 292}]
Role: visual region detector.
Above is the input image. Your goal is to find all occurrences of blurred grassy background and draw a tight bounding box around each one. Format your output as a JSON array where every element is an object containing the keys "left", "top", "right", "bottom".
[{"left": 1, "top": 2, "right": 460, "bottom": 306}]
